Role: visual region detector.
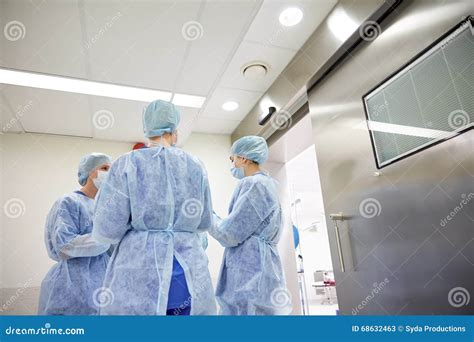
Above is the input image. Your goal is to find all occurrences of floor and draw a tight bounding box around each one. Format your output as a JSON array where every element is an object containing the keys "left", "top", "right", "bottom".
[
  {"left": 306, "top": 297, "right": 339, "bottom": 316},
  {"left": 308, "top": 302, "right": 339, "bottom": 315}
]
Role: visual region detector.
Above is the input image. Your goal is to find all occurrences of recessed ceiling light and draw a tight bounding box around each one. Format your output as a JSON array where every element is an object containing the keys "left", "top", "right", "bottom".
[
  {"left": 279, "top": 7, "right": 303, "bottom": 27},
  {"left": 0, "top": 68, "right": 206, "bottom": 108},
  {"left": 222, "top": 101, "right": 239, "bottom": 111}
]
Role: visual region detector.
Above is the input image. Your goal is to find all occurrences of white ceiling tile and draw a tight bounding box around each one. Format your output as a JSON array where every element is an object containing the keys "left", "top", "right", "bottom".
[
  {"left": 0, "top": 0, "right": 334, "bottom": 139},
  {"left": 219, "top": 41, "right": 297, "bottom": 93},
  {"left": 173, "top": 0, "right": 261, "bottom": 95},
  {"left": 244, "top": 0, "right": 337, "bottom": 50},
  {"left": 201, "top": 86, "right": 263, "bottom": 121},
  {"left": 84, "top": 0, "right": 196, "bottom": 90},
  {"left": 194, "top": 117, "right": 240, "bottom": 135},
  {"left": 1, "top": 0, "right": 88, "bottom": 79},
  {"left": 3, "top": 85, "right": 92, "bottom": 137}
]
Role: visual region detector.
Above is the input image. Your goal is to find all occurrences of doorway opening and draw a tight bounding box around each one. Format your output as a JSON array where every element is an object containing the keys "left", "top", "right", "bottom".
[{"left": 267, "top": 115, "right": 339, "bottom": 315}]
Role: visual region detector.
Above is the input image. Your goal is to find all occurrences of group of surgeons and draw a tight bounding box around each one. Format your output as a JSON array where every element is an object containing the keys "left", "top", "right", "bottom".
[{"left": 38, "top": 99, "right": 290, "bottom": 316}]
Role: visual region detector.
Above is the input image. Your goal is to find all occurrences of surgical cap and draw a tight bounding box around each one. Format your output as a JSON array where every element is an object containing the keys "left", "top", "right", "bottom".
[
  {"left": 231, "top": 136, "right": 268, "bottom": 164},
  {"left": 77, "top": 153, "right": 112, "bottom": 186},
  {"left": 143, "top": 100, "right": 180, "bottom": 138}
]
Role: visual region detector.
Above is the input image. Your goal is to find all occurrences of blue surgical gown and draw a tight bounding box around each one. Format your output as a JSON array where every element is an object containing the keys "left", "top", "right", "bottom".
[
  {"left": 137, "top": 146, "right": 191, "bottom": 312},
  {"left": 210, "top": 172, "right": 290, "bottom": 315},
  {"left": 92, "top": 146, "right": 216, "bottom": 315},
  {"left": 38, "top": 191, "right": 110, "bottom": 315}
]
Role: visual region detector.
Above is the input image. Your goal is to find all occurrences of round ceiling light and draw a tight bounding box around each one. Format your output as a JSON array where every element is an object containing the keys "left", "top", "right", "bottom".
[
  {"left": 279, "top": 7, "right": 303, "bottom": 27},
  {"left": 242, "top": 62, "right": 269, "bottom": 80},
  {"left": 222, "top": 101, "right": 239, "bottom": 111}
]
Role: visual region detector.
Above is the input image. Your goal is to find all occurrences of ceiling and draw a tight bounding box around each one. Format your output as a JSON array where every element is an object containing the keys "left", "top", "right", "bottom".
[{"left": 0, "top": 0, "right": 336, "bottom": 145}]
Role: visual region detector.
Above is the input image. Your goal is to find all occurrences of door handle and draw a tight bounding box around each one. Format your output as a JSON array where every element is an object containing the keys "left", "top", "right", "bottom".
[{"left": 330, "top": 212, "right": 346, "bottom": 272}]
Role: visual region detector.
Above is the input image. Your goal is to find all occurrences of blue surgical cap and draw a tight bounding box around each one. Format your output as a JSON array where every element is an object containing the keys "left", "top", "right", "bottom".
[
  {"left": 231, "top": 136, "right": 268, "bottom": 164},
  {"left": 143, "top": 100, "right": 180, "bottom": 138},
  {"left": 78, "top": 153, "right": 112, "bottom": 186}
]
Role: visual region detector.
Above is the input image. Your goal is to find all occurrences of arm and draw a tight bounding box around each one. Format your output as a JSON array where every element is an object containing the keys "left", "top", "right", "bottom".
[
  {"left": 61, "top": 233, "right": 110, "bottom": 258},
  {"left": 208, "top": 181, "right": 268, "bottom": 248},
  {"left": 197, "top": 162, "right": 213, "bottom": 233},
  {"left": 93, "top": 157, "right": 131, "bottom": 244},
  {"left": 53, "top": 199, "right": 110, "bottom": 259}
]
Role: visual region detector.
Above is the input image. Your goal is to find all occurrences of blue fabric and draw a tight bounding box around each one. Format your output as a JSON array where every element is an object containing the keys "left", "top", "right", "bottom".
[
  {"left": 293, "top": 225, "right": 300, "bottom": 249},
  {"left": 166, "top": 305, "right": 191, "bottom": 316},
  {"left": 209, "top": 172, "right": 290, "bottom": 315},
  {"left": 198, "top": 232, "right": 208, "bottom": 250},
  {"left": 38, "top": 192, "right": 110, "bottom": 315},
  {"left": 93, "top": 146, "right": 216, "bottom": 315},
  {"left": 231, "top": 136, "right": 268, "bottom": 164},
  {"left": 143, "top": 100, "right": 180, "bottom": 138},
  {"left": 77, "top": 153, "right": 112, "bottom": 186},
  {"left": 137, "top": 145, "right": 201, "bottom": 311},
  {"left": 167, "top": 256, "right": 191, "bottom": 309}
]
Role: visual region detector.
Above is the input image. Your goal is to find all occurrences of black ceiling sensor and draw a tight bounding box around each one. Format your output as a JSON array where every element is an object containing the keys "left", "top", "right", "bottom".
[{"left": 258, "top": 106, "right": 276, "bottom": 126}]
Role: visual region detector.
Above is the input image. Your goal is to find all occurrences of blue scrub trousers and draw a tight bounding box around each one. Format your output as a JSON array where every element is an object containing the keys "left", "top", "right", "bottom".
[{"left": 166, "top": 256, "right": 191, "bottom": 316}]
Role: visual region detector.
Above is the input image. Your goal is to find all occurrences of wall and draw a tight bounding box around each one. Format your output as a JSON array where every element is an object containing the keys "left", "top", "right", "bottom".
[
  {"left": 0, "top": 132, "right": 131, "bottom": 314},
  {"left": 0, "top": 132, "right": 234, "bottom": 314},
  {"left": 308, "top": 0, "right": 473, "bottom": 315}
]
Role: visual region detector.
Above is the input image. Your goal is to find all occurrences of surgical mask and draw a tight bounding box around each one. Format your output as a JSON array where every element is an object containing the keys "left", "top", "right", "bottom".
[
  {"left": 93, "top": 170, "right": 107, "bottom": 189},
  {"left": 230, "top": 166, "right": 245, "bottom": 179}
]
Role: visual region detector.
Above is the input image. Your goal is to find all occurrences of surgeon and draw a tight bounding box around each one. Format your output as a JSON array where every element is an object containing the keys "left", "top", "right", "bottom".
[
  {"left": 92, "top": 100, "right": 216, "bottom": 315},
  {"left": 209, "top": 136, "right": 291, "bottom": 315},
  {"left": 38, "top": 153, "right": 112, "bottom": 315}
]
